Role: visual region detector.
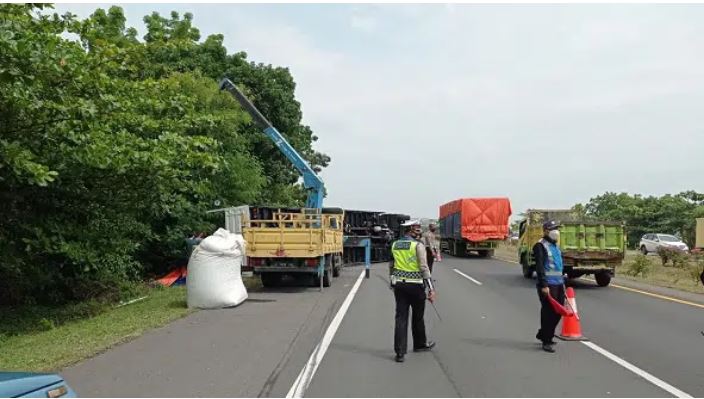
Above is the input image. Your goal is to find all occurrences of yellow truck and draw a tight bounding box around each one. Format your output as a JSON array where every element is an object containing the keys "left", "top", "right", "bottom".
[
  {"left": 518, "top": 209, "right": 626, "bottom": 287},
  {"left": 243, "top": 207, "right": 344, "bottom": 287}
]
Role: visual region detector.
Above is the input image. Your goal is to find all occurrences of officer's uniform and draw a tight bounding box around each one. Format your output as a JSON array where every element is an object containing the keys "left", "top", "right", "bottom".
[
  {"left": 389, "top": 222, "right": 435, "bottom": 362},
  {"left": 421, "top": 229, "right": 438, "bottom": 273},
  {"left": 533, "top": 221, "right": 565, "bottom": 352}
]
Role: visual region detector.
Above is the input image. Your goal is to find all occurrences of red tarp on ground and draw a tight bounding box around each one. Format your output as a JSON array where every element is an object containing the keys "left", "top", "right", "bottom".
[
  {"left": 439, "top": 197, "right": 512, "bottom": 242},
  {"left": 156, "top": 265, "right": 187, "bottom": 287}
]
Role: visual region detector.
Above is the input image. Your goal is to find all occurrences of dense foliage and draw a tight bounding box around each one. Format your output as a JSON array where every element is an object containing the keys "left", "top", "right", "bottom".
[
  {"left": 572, "top": 191, "right": 704, "bottom": 248},
  {"left": 0, "top": 4, "right": 329, "bottom": 304}
]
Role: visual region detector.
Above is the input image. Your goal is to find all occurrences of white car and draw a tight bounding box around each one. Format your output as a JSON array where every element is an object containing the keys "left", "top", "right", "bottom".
[{"left": 639, "top": 233, "right": 689, "bottom": 254}]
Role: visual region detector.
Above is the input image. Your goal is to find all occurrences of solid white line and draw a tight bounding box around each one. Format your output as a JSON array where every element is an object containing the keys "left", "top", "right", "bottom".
[
  {"left": 453, "top": 269, "right": 483, "bottom": 285},
  {"left": 286, "top": 269, "right": 366, "bottom": 398},
  {"left": 582, "top": 341, "right": 692, "bottom": 398}
]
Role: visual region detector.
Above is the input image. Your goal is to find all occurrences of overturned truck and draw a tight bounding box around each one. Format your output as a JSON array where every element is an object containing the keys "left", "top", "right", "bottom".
[{"left": 342, "top": 210, "right": 410, "bottom": 264}]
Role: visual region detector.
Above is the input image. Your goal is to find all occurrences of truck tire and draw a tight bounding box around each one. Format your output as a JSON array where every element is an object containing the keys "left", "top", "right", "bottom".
[
  {"left": 595, "top": 272, "right": 612, "bottom": 287},
  {"left": 311, "top": 269, "right": 332, "bottom": 287},
  {"left": 261, "top": 273, "right": 281, "bottom": 288},
  {"left": 330, "top": 255, "right": 340, "bottom": 277}
]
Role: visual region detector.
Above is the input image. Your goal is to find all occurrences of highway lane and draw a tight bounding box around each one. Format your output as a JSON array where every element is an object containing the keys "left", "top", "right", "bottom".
[
  {"left": 453, "top": 256, "right": 703, "bottom": 397},
  {"left": 301, "top": 256, "right": 700, "bottom": 397}
]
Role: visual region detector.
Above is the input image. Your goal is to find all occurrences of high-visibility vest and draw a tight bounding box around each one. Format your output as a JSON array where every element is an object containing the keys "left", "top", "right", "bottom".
[
  {"left": 391, "top": 239, "right": 423, "bottom": 283},
  {"left": 540, "top": 238, "right": 564, "bottom": 285}
]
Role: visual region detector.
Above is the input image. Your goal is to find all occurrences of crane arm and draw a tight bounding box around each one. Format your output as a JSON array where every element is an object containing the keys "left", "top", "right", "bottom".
[{"left": 219, "top": 78, "right": 325, "bottom": 209}]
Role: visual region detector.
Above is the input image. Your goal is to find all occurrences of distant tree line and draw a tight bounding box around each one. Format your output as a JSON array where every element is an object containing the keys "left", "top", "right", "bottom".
[{"left": 571, "top": 191, "right": 704, "bottom": 248}]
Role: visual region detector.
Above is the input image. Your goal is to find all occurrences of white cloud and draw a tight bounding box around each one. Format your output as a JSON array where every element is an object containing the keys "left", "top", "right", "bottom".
[{"left": 349, "top": 14, "right": 377, "bottom": 34}]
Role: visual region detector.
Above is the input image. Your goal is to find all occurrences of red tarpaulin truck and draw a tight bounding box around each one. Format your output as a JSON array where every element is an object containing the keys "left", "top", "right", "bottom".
[{"left": 439, "top": 198, "right": 512, "bottom": 258}]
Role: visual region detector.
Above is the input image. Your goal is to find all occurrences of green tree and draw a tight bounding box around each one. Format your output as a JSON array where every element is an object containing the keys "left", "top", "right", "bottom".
[{"left": 0, "top": 4, "right": 325, "bottom": 305}]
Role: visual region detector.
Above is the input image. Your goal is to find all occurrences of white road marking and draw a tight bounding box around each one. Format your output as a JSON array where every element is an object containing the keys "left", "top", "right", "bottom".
[
  {"left": 286, "top": 269, "right": 366, "bottom": 398},
  {"left": 453, "top": 269, "right": 483, "bottom": 285},
  {"left": 582, "top": 341, "right": 692, "bottom": 398}
]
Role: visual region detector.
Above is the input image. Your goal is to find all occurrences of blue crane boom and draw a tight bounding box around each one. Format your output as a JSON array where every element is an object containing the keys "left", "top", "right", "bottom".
[{"left": 219, "top": 78, "right": 325, "bottom": 209}]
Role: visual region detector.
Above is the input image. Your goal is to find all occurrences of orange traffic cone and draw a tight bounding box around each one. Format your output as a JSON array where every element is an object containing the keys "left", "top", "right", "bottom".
[{"left": 558, "top": 287, "right": 588, "bottom": 341}]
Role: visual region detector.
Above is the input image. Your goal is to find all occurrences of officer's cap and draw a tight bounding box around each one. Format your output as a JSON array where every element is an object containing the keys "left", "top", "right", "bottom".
[
  {"left": 401, "top": 219, "right": 421, "bottom": 227},
  {"left": 543, "top": 220, "right": 560, "bottom": 230}
]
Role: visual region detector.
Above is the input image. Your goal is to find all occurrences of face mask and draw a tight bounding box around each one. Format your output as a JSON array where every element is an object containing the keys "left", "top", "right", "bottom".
[{"left": 548, "top": 230, "right": 560, "bottom": 241}]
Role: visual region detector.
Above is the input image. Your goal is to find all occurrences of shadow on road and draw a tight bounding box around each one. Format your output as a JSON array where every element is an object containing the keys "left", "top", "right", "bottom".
[{"left": 331, "top": 342, "right": 394, "bottom": 362}]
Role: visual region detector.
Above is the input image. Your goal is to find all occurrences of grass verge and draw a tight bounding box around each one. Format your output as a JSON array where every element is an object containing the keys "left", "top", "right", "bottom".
[{"left": 0, "top": 276, "right": 262, "bottom": 372}]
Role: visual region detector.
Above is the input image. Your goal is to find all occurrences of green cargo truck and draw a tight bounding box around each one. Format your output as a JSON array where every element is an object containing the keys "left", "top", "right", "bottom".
[{"left": 518, "top": 209, "right": 626, "bottom": 287}]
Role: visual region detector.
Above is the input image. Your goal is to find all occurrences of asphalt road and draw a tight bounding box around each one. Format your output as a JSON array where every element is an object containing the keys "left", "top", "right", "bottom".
[
  {"left": 63, "top": 257, "right": 704, "bottom": 397},
  {"left": 303, "top": 257, "right": 703, "bottom": 398},
  {"left": 63, "top": 270, "right": 364, "bottom": 397}
]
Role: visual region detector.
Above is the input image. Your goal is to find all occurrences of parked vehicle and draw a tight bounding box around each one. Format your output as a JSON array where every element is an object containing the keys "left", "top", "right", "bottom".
[
  {"left": 518, "top": 209, "right": 626, "bottom": 287},
  {"left": 639, "top": 234, "right": 689, "bottom": 254},
  {"left": 244, "top": 206, "right": 344, "bottom": 287},
  {"left": 439, "top": 198, "right": 512, "bottom": 258},
  {"left": 0, "top": 372, "right": 76, "bottom": 398}
]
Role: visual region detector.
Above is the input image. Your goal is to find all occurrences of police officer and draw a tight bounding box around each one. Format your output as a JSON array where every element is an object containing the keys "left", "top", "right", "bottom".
[
  {"left": 534, "top": 220, "right": 566, "bottom": 353},
  {"left": 421, "top": 223, "right": 439, "bottom": 273},
  {"left": 389, "top": 220, "right": 436, "bottom": 363}
]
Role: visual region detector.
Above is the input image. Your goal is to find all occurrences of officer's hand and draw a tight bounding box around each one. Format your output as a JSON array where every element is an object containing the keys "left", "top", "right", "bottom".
[
  {"left": 427, "top": 290, "right": 436, "bottom": 303},
  {"left": 541, "top": 287, "right": 550, "bottom": 297}
]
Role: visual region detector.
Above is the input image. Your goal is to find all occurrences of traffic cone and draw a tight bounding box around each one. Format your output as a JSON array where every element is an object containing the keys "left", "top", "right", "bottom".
[
  {"left": 436, "top": 252, "right": 443, "bottom": 262},
  {"left": 558, "top": 287, "right": 588, "bottom": 341}
]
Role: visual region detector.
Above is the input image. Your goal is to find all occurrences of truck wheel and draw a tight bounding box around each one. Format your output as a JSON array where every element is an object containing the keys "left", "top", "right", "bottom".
[
  {"left": 261, "top": 273, "right": 281, "bottom": 288},
  {"left": 478, "top": 250, "right": 488, "bottom": 258},
  {"left": 595, "top": 272, "right": 612, "bottom": 287},
  {"left": 640, "top": 246, "right": 648, "bottom": 255},
  {"left": 311, "top": 269, "right": 332, "bottom": 288},
  {"left": 330, "top": 255, "right": 340, "bottom": 277}
]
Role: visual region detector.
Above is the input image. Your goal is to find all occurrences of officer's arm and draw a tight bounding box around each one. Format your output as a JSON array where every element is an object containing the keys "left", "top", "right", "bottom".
[
  {"left": 416, "top": 242, "right": 431, "bottom": 279},
  {"left": 533, "top": 243, "right": 547, "bottom": 288}
]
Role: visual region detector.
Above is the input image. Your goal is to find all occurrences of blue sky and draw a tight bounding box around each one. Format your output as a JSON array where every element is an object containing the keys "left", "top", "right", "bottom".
[{"left": 54, "top": 4, "right": 704, "bottom": 219}]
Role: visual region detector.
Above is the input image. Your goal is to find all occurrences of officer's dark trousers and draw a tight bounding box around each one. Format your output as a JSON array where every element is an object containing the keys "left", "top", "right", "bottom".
[
  {"left": 536, "top": 284, "right": 565, "bottom": 344},
  {"left": 394, "top": 282, "right": 427, "bottom": 355},
  {"left": 426, "top": 248, "right": 435, "bottom": 273}
]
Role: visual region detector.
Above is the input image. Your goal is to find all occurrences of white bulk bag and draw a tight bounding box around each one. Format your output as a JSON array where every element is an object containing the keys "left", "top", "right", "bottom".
[{"left": 187, "top": 228, "right": 248, "bottom": 309}]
